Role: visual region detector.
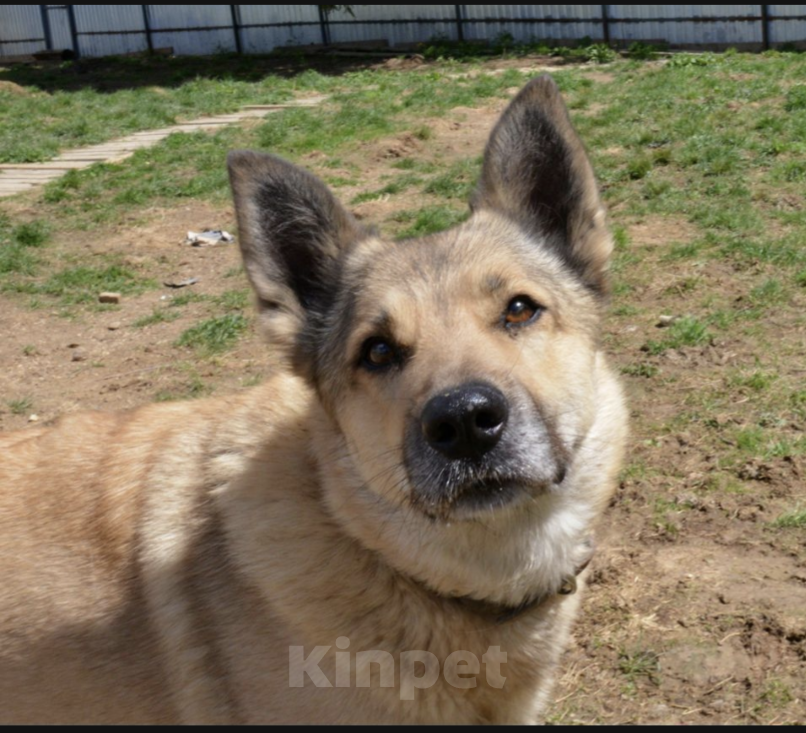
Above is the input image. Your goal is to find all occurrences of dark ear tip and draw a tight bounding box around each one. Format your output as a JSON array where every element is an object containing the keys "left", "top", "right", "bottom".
[
  {"left": 227, "top": 149, "right": 269, "bottom": 175},
  {"left": 520, "top": 74, "right": 560, "bottom": 101}
]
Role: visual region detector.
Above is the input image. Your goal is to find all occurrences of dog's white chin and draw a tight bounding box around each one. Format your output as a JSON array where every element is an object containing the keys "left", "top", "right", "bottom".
[{"left": 319, "top": 449, "right": 595, "bottom": 607}]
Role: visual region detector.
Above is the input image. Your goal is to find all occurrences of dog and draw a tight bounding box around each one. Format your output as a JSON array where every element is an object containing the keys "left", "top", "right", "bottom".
[{"left": 0, "top": 75, "right": 627, "bottom": 724}]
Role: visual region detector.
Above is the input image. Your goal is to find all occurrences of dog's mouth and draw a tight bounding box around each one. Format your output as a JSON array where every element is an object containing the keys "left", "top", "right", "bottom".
[
  {"left": 411, "top": 472, "right": 562, "bottom": 521},
  {"left": 452, "top": 479, "right": 533, "bottom": 516}
]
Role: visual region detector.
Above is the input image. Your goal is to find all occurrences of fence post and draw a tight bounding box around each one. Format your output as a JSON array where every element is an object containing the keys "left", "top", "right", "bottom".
[
  {"left": 39, "top": 5, "right": 53, "bottom": 51},
  {"left": 601, "top": 5, "right": 610, "bottom": 45},
  {"left": 761, "top": 5, "right": 770, "bottom": 50},
  {"left": 230, "top": 5, "right": 242, "bottom": 54},
  {"left": 318, "top": 5, "right": 331, "bottom": 46},
  {"left": 455, "top": 5, "right": 464, "bottom": 42},
  {"left": 141, "top": 5, "right": 153, "bottom": 53},
  {"left": 66, "top": 4, "right": 80, "bottom": 58}
]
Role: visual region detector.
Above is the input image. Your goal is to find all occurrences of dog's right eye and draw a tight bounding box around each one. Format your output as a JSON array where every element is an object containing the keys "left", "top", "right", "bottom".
[{"left": 360, "top": 338, "right": 400, "bottom": 371}]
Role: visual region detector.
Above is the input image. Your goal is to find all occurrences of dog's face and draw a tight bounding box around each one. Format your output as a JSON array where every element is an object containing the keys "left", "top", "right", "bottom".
[
  {"left": 311, "top": 215, "right": 605, "bottom": 522},
  {"left": 229, "top": 76, "right": 613, "bottom": 526}
]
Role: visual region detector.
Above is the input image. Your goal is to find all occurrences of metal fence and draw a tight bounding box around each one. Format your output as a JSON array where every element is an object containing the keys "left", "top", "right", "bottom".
[{"left": 2, "top": 5, "right": 806, "bottom": 59}]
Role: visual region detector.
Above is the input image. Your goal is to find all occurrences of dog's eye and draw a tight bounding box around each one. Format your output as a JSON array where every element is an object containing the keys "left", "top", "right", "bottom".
[
  {"left": 504, "top": 296, "right": 542, "bottom": 327},
  {"left": 360, "top": 338, "right": 399, "bottom": 370}
]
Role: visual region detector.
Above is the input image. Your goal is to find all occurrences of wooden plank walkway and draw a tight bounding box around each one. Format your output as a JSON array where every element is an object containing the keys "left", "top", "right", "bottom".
[{"left": 0, "top": 95, "right": 327, "bottom": 199}]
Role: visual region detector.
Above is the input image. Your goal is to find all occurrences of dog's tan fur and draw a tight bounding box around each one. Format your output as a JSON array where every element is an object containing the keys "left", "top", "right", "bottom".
[{"left": 0, "top": 76, "right": 627, "bottom": 724}]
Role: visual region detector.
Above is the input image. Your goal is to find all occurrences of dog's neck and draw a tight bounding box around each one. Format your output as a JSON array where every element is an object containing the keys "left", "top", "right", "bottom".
[{"left": 423, "top": 537, "right": 594, "bottom": 624}]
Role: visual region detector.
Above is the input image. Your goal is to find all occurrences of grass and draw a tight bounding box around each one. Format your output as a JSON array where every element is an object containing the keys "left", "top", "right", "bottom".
[
  {"left": 7, "top": 398, "right": 33, "bottom": 415},
  {"left": 423, "top": 158, "right": 480, "bottom": 200},
  {"left": 174, "top": 313, "right": 249, "bottom": 355},
  {"left": 621, "top": 363, "right": 659, "bottom": 379},
  {"left": 771, "top": 508, "right": 806, "bottom": 529},
  {"left": 643, "top": 317, "right": 712, "bottom": 356},
  {"left": 0, "top": 219, "right": 51, "bottom": 278},
  {"left": 391, "top": 205, "right": 469, "bottom": 238},
  {"left": 15, "top": 263, "right": 157, "bottom": 306},
  {"left": 350, "top": 175, "right": 422, "bottom": 205},
  {"left": 155, "top": 376, "right": 212, "bottom": 403},
  {"left": 133, "top": 309, "right": 181, "bottom": 328},
  {"left": 618, "top": 649, "right": 661, "bottom": 685},
  {"left": 3, "top": 50, "right": 806, "bottom": 725},
  {"left": 0, "top": 57, "right": 295, "bottom": 163}
]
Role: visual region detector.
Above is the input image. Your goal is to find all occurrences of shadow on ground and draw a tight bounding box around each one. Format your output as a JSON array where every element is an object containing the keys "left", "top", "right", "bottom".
[{"left": 0, "top": 52, "right": 387, "bottom": 94}]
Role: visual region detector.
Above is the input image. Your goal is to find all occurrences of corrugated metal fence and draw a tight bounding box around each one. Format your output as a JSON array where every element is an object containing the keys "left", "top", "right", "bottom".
[{"left": 2, "top": 5, "right": 806, "bottom": 59}]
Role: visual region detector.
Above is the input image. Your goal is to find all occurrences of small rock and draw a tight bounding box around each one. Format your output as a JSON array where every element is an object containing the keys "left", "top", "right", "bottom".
[
  {"left": 28, "top": 414, "right": 39, "bottom": 423},
  {"left": 99, "top": 292, "right": 121, "bottom": 304},
  {"left": 163, "top": 277, "right": 199, "bottom": 289},
  {"left": 108, "top": 322, "right": 121, "bottom": 331},
  {"left": 657, "top": 314, "right": 678, "bottom": 328},
  {"left": 71, "top": 350, "right": 87, "bottom": 362}
]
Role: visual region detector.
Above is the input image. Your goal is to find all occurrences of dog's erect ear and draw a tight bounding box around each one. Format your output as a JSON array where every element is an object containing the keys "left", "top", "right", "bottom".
[
  {"left": 228, "top": 150, "right": 365, "bottom": 352},
  {"left": 472, "top": 75, "right": 612, "bottom": 293}
]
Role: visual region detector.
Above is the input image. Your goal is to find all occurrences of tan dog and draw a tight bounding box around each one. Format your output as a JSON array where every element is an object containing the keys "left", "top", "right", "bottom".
[{"left": 0, "top": 76, "right": 627, "bottom": 724}]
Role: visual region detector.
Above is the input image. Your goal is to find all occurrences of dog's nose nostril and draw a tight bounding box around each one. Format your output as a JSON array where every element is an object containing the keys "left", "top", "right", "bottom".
[
  {"left": 427, "top": 421, "right": 458, "bottom": 447},
  {"left": 421, "top": 383, "right": 509, "bottom": 461},
  {"left": 475, "top": 408, "right": 504, "bottom": 431}
]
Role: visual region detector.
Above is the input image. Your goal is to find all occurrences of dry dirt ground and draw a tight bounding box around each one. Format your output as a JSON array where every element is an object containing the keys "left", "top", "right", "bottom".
[{"left": 0, "top": 62, "right": 804, "bottom": 725}]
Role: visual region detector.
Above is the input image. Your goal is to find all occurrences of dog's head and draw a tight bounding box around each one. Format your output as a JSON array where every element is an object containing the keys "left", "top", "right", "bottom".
[{"left": 229, "top": 76, "right": 621, "bottom": 600}]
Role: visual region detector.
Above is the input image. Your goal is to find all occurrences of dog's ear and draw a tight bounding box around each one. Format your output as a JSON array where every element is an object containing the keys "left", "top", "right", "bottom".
[
  {"left": 472, "top": 75, "right": 612, "bottom": 293},
  {"left": 228, "top": 150, "right": 365, "bottom": 356}
]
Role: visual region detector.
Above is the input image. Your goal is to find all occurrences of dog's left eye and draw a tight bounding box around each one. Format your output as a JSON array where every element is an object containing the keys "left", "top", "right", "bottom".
[
  {"left": 360, "top": 338, "right": 400, "bottom": 371},
  {"left": 504, "top": 296, "right": 542, "bottom": 327}
]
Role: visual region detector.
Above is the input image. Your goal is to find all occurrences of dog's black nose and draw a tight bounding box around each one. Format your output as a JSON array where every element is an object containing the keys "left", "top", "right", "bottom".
[{"left": 421, "top": 383, "right": 508, "bottom": 461}]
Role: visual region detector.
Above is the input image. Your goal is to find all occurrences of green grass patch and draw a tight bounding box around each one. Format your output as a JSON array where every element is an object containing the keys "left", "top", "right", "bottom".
[
  {"left": 169, "top": 291, "right": 212, "bottom": 308},
  {"left": 154, "top": 376, "right": 212, "bottom": 403},
  {"left": 175, "top": 313, "right": 248, "bottom": 355},
  {"left": 0, "top": 57, "right": 294, "bottom": 164},
  {"left": 30, "top": 264, "right": 156, "bottom": 306},
  {"left": 627, "top": 156, "right": 652, "bottom": 180},
  {"left": 621, "top": 363, "right": 659, "bottom": 379},
  {"left": 727, "top": 371, "right": 778, "bottom": 393},
  {"left": 784, "top": 86, "right": 806, "bottom": 112},
  {"left": 392, "top": 205, "right": 469, "bottom": 238},
  {"left": 643, "top": 317, "right": 712, "bottom": 355},
  {"left": 12, "top": 221, "right": 50, "bottom": 248},
  {"left": 213, "top": 289, "right": 250, "bottom": 312},
  {"left": 618, "top": 649, "right": 660, "bottom": 685},
  {"left": 423, "top": 158, "right": 480, "bottom": 200},
  {"left": 350, "top": 175, "right": 422, "bottom": 205},
  {"left": 771, "top": 508, "right": 806, "bottom": 529},
  {"left": 133, "top": 309, "right": 181, "bottom": 328},
  {"left": 0, "top": 244, "right": 39, "bottom": 277},
  {"left": 7, "top": 397, "right": 33, "bottom": 415}
]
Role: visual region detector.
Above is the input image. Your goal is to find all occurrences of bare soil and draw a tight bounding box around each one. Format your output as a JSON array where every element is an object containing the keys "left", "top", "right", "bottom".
[{"left": 0, "top": 69, "right": 804, "bottom": 725}]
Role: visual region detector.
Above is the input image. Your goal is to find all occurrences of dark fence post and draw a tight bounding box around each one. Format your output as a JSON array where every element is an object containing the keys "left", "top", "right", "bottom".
[
  {"left": 455, "top": 5, "right": 464, "bottom": 42},
  {"left": 141, "top": 5, "right": 153, "bottom": 53},
  {"left": 39, "top": 4, "right": 53, "bottom": 51},
  {"left": 318, "top": 5, "right": 331, "bottom": 46},
  {"left": 601, "top": 5, "right": 610, "bottom": 44},
  {"left": 66, "top": 4, "right": 80, "bottom": 58},
  {"left": 761, "top": 4, "right": 770, "bottom": 50},
  {"left": 230, "top": 5, "right": 242, "bottom": 54}
]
